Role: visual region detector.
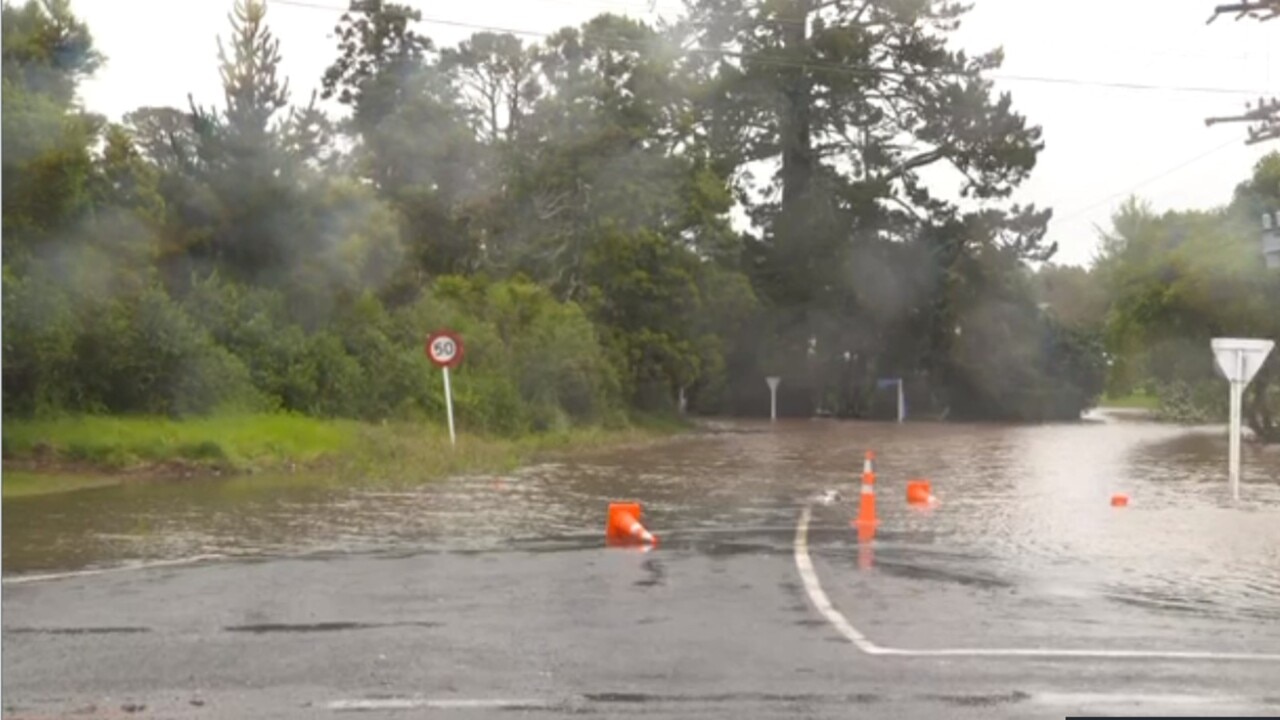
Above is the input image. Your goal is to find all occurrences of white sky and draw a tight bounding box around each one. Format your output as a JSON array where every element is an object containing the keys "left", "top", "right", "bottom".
[{"left": 75, "top": 0, "right": 1278, "bottom": 267}]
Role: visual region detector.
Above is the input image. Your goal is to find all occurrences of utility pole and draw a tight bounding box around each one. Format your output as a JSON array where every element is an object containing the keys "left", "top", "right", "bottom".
[
  {"left": 1205, "top": 98, "right": 1280, "bottom": 145},
  {"left": 1204, "top": 2, "right": 1279, "bottom": 144},
  {"left": 1206, "top": 1, "right": 1280, "bottom": 23},
  {"left": 1264, "top": 210, "right": 1280, "bottom": 269}
]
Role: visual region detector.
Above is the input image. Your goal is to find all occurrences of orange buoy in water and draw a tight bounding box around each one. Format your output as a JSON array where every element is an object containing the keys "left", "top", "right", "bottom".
[
  {"left": 906, "top": 479, "right": 933, "bottom": 505},
  {"left": 606, "top": 502, "right": 657, "bottom": 547},
  {"left": 1111, "top": 493, "right": 1129, "bottom": 507}
]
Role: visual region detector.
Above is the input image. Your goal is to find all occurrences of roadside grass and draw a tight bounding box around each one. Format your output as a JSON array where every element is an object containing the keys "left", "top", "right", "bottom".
[
  {"left": 1, "top": 471, "right": 122, "bottom": 499},
  {"left": 2, "top": 412, "right": 688, "bottom": 498},
  {"left": 2, "top": 413, "right": 355, "bottom": 472}
]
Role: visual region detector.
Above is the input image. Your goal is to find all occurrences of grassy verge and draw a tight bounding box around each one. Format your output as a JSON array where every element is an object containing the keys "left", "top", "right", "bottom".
[
  {"left": 1, "top": 471, "right": 123, "bottom": 499},
  {"left": 1097, "top": 392, "right": 1159, "bottom": 410},
  {"left": 2, "top": 413, "right": 688, "bottom": 499}
]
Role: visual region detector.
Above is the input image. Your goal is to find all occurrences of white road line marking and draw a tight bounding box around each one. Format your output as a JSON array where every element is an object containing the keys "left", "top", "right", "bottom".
[
  {"left": 793, "top": 506, "right": 1280, "bottom": 662},
  {"left": 794, "top": 507, "right": 880, "bottom": 654},
  {"left": 327, "top": 698, "right": 553, "bottom": 711},
  {"left": 2, "top": 554, "right": 228, "bottom": 585}
]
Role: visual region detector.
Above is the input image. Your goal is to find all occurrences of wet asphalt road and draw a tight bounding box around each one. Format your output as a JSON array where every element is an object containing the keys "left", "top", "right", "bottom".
[
  {"left": 5, "top": 543, "right": 1280, "bottom": 719},
  {"left": 5, "top": 416, "right": 1280, "bottom": 718}
]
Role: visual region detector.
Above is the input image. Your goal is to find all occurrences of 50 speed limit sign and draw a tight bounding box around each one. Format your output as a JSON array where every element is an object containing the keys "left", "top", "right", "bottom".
[{"left": 425, "top": 330, "right": 464, "bottom": 369}]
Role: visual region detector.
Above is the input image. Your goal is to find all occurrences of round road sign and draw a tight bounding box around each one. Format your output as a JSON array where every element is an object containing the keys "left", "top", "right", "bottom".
[{"left": 425, "top": 330, "right": 464, "bottom": 368}]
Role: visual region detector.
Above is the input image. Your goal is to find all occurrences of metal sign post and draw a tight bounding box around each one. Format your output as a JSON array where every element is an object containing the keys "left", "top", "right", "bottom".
[
  {"left": 426, "top": 330, "right": 465, "bottom": 448},
  {"left": 876, "top": 378, "right": 905, "bottom": 423},
  {"left": 1210, "top": 338, "right": 1274, "bottom": 501},
  {"left": 442, "top": 367, "right": 456, "bottom": 446},
  {"left": 766, "top": 376, "right": 781, "bottom": 422}
]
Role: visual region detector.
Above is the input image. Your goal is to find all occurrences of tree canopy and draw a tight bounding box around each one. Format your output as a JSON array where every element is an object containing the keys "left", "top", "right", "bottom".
[
  {"left": 1084, "top": 153, "right": 1280, "bottom": 438},
  {"left": 4, "top": 0, "right": 1117, "bottom": 426}
]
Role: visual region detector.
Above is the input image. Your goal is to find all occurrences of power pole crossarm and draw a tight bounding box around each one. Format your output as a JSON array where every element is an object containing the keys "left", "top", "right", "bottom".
[
  {"left": 1207, "top": 0, "right": 1280, "bottom": 23},
  {"left": 1205, "top": 98, "right": 1280, "bottom": 126},
  {"left": 1247, "top": 121, "right": 1280, "bottom": 144}
]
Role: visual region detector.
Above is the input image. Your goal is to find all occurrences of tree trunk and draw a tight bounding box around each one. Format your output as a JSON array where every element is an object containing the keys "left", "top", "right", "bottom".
[{"left": 778, "top": 0, "right": 813, "bottom": 225}]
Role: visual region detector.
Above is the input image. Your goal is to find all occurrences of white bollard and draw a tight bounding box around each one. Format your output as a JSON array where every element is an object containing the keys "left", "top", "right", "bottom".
[{"left": 766, "top": 376, "right": 781, "bottom": 422}]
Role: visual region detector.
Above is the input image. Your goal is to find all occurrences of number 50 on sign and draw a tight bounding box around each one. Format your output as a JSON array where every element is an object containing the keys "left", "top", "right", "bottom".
[{"left": 425, "top": 330, "right": 464, "bottom": 446}]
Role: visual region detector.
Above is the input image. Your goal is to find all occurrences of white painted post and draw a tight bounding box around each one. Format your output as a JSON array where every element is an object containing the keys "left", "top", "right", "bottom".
[
  {"left": 896, "top": 379, "right": 905, "bottom": 424},
  {"left": 1211, "top": 338, "right": 1274, "bottom": 502},
  {"left": 1229, "top": 360, "right": 1242, "bottom": 501},
  {"left": 766, "top": 376, "right": 781, "bottom": 422},
  {"left": 443, "top": 366, "right": 456, "bottom": 448}
]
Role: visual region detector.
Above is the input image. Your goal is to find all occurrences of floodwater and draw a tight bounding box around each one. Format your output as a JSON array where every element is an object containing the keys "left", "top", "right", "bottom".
[{"left": 5, "top": 411, "right": 1280, "bottom": 627}]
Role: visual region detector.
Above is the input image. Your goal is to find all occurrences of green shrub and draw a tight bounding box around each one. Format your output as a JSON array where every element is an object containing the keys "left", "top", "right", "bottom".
[
  {"left": 5, "top": 266, "right": 631, "bottom": 433},
  {"left": 1, "top": 265, "right": 79, "bottom": 416}
]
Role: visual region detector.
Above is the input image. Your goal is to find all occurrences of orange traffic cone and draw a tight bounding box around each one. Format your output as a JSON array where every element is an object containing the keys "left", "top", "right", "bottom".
[
  {"left": 606, "top": 502, "right": 657, "bottom": 547},
  {"left": 1111, "top": 493, "right": 1129, "bottom": 507},
  {"left": 854, "top": 451, "right": 879, "bottom": 528},
  {"left": 857, "top": 522, "right": 876, "bottom": 571},
  {"left": 907, "top": 479, "right": 933, "bottom": 505}
]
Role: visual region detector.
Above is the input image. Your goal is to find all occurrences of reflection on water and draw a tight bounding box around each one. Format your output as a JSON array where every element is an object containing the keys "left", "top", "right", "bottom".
[{"left": 5, "top": 412, "right": 1280, "bottom": 623}]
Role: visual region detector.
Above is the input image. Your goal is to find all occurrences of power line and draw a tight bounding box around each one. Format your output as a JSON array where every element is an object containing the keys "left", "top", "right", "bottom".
[
  {"left": 266, "top": 0, "right": 1274, "bottom": 96},
  {"left": 1052, "top": 137, "right": 1242, "bottom": 227},
  {"left": 991, "top": 74, "right": 1269, "bottom": 96}
]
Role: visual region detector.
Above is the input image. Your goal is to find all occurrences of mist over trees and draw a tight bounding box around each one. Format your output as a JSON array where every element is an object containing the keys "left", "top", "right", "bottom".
[
  {"left": 1026, "top": 151, "right": 1280, "bottom": 442},
  {"left": 1080, "top": 153, "right": 1280, "bottom": 441},
  {"left": 4, "top": 0, "right": 1112, "bottom": 428}
]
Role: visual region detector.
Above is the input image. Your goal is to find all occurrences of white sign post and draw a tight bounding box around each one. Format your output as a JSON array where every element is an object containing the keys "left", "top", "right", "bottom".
[
  {"left": 426, "top": 330, "right": 465, "bottom": 448},
  {"left": 766, "top": 376, "right": 781, "bottom": 422},
  {"left": 1211, "top": 338, "right": 1274, "bottom": 501},
  {"left": 876, "top": 378, "right": 905, "bottom": 423}
]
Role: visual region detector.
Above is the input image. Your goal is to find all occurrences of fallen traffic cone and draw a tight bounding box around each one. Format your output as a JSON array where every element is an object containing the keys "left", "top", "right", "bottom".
[
  {"left": 606, "top": 502, "right": 657, "bottom": 547},
  {"left": 854, "top": 450, "right": 879, "bottom": 528},
  {"left": 906, "top": 479, "right": 932, "bottom": 505}
]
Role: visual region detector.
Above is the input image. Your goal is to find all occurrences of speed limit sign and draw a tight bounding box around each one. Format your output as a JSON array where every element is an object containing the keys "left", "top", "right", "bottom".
[
  {"left": 425, "top": 330, "right": 464, "bottom": 368},
  {"left": 425, "top": 330, "right": 464, "bottom": 447}
]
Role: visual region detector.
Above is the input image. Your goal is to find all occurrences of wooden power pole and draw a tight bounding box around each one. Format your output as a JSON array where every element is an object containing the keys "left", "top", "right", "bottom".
[{"left": 1205, "top": 2, "right": 1279, "bottom": 144}]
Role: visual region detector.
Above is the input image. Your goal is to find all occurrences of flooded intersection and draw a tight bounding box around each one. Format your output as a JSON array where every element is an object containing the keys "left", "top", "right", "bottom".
[{"left": 4, "top": 413, "right": 1280, "bottom": 718}]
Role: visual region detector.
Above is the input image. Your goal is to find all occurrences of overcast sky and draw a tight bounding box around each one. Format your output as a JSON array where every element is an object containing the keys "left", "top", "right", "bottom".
[{"left": 74, "top": 0, "right": 1277, "bottom": 267}]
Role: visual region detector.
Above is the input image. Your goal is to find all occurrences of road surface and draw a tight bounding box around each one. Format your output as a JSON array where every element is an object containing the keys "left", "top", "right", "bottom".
[{"left": 5, "top": 417, "right": 1280, "bottom": 718}]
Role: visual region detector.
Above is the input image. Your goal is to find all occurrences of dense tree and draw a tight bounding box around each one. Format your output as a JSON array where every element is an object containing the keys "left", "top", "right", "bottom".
[
  {"left": 4, "top": 0, "right": 1119, "bottom": 426},
  {"left": 1, "top": 0, "right": 104, "bottom": 264},
  {"left": 1098, "top": 153, "right": 1280, "bottom": 438},
  {"left": 680, "top": 0, "right": 1056, "bottom": 417},
  {"left": 1033, "top": 263, "right": 1107, "bottom": 332},
  {"left": 321, "top": 0, "right": 480, "bottom": 278}
]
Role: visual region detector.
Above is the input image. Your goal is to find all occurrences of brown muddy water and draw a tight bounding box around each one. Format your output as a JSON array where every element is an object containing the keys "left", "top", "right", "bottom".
[{"left": 4, "top": 411, "right": 1280, "bottom": 624}]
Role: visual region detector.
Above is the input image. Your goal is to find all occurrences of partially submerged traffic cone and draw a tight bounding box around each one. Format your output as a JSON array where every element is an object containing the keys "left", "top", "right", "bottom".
[
  {"left": 606, "top": 502, "right": 657, "bottom": 547},
  {"left": 854, "top": 451, "right": 879, "bottom": 528},
  {"left": 856, "top": 521, "right": 876, "bottom": 571}
]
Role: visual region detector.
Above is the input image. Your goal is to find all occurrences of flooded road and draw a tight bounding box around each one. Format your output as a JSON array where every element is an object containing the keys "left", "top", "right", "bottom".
[
  {"left": 5, "top": 412, "right": 1280, "bottom": 718},
  {"left": 8, "top": 412, "right": 1280, "bottom": 616}
]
